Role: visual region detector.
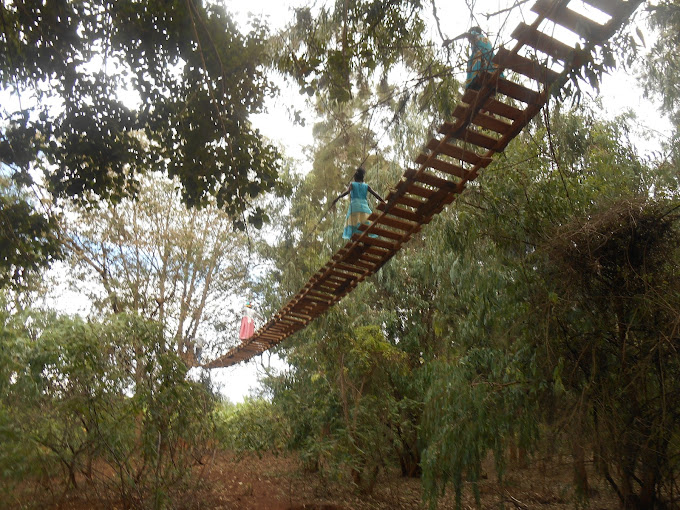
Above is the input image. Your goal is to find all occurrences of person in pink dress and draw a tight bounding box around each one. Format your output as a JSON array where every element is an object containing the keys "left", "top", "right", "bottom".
[{"left": 239, "top": 302, "right": 257, "bottom": 341}]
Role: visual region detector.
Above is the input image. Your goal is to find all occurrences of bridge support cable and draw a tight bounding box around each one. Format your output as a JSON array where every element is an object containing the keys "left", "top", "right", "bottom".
[{"left": 204, "top": 0, "right": 642, "bottom": 369}]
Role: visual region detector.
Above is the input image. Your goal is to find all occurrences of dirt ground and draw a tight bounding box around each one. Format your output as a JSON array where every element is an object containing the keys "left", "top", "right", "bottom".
[
  {"left": 192, "top": 451, "right": 620, "bottom": 510},
  {"left": 12, "top": 450, "right": 621, "bottom": 510}
]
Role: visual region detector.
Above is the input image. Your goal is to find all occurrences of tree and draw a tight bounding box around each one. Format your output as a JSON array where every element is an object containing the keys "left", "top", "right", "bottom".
[
  {"left": 642, "top": 0, "right": 680, "bottom": 126},
  {"left": 0, "top": 0, "right": 280, "bottom": 223},
  {"left": 63, "top": 174, "right": 251, "bottom": 361},
  {"left": 0, "top": 310, "right": 216, "bottom": 506},
  {"left": 542, "top": 199, "right": 680, "bottom": 509},
  {"left": 420, "top": 106, "right": 680, "bottom": 508},
  {"left": 276, "top": 0, "right": 428, "bottom": 103},
  {"left": 0, "top": 176, "right": 61, "bottom": 289}
]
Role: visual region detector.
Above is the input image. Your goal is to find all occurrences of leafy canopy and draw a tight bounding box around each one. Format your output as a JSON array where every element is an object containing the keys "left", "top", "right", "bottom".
[{"left": 0, "top": 0, "right": 281, "bottom": 226}]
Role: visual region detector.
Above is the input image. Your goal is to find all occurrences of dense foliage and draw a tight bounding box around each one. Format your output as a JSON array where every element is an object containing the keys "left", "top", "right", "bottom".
[
  {"left": 2, "top": 0, "right": 680, "bottom": 508},
  {"left": 0, "top": 0, "right": 280, "bottom": 220},
  {"left": 0, "top": 177, "right": 61, "bottom": 289},
  {"left": 0, "top": 310, "right": 215, "bottom": 508}
]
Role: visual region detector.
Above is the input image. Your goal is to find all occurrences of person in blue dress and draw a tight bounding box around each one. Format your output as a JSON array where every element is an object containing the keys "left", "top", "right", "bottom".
[
  {"left": 464, "top": 26, "right": 502, "bottom": 90},
  {"left": 331, "top": 167, "right": 385, "bottom": 240}
]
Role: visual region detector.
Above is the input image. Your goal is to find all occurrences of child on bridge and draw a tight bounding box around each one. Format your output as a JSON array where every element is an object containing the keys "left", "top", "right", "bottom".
[{"left": 331, "top": 167, "right": 385, "bottom": 240}]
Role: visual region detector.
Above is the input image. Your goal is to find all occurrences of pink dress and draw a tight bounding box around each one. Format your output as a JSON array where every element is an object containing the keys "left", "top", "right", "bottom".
[{"left": 239, "top": 306, "right": 256, "bottom": 340}]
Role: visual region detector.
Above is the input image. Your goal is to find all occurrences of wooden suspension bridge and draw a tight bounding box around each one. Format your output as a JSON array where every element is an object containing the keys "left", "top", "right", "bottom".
[{"left": 204, "top": 0, "right": 643, "bottom": 369}]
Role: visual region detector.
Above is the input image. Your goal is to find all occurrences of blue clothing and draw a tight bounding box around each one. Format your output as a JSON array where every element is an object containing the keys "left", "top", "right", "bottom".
[
  {"left": 465, "top": 35, "right": 502, "bottom": 89},
  {"left": 342, "top": 182, "right": 374, "bottom": 240}
]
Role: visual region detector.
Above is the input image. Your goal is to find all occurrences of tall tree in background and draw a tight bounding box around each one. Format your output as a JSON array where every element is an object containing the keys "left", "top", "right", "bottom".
[
  {"left": 63, "top": 175, "right": 251, "bottom": 360},
  {"left": 643, "top": 0, "right": 680, "bottom": 127},
  {"left": 276, "top": 0, "right": 428, "bottom": 103}
]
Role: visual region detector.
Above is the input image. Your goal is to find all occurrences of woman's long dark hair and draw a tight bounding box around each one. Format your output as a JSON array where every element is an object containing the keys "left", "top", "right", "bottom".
[{"left": 353, "top": 167, "right": 366, "bottom": 182}]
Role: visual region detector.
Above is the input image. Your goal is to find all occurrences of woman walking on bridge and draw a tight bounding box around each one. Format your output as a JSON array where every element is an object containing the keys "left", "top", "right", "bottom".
[
  {"left": 331, "top": 167, "right": 385, "bottom": 240},
  {"left": 463, "top": 26, "right": 502, "bottom": 89},
  {"left": 239, "top": 302, "right": 258, "bottom": 341}
]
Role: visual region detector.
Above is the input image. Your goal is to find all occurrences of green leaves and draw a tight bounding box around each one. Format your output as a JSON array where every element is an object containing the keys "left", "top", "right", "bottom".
[
  {"left": 1, "top": 0, "right": 281, "bottom": 226},
  {"left": 0, "top": 184, "right": 62, "bottom": 289},
  {"left": 422, "top": 348, "right": 539, "bottom": 508},
  {"left": 416, "top": 105, "right": 680, "bottom": 507},
  {"left": 643, "top": 0, "right": 680, "bottom": 127},
  {"left": 0, "top": 311, "right": 216, "bottom": 503},
  {"left": 215, "top": 398, "right": 291, "bottom": 456},
  {"left": 277, "top": 1, "right": 426, "bottom": 103}
]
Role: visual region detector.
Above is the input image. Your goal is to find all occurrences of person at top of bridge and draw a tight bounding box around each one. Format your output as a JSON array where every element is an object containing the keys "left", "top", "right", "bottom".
[
  {"left": 331, "top": 167, "right": 385, "bottom": 240},
  {"left": 462, "top": 26, "right": 503, "bottom": 90}
]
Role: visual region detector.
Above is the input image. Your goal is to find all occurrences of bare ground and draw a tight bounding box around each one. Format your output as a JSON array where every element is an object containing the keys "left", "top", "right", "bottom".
[{"left": 8, "top": 450, "right": 621, "bottom": 510}]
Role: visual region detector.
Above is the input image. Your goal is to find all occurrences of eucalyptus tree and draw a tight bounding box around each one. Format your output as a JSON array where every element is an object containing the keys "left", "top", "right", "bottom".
[
  {"left": 421, "top": 106, "right": 680, "bottom": 508},
  {"left": 276, "top": 0, "right": 430, "bottom": 103},
  {"left": 643, "top": 0, "right": 680, "bottom": 127}
]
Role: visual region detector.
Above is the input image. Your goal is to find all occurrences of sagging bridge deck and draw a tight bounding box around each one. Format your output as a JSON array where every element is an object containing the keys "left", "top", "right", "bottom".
[{"left": 205, "top": 0, "right": 642, "bottom": 369}]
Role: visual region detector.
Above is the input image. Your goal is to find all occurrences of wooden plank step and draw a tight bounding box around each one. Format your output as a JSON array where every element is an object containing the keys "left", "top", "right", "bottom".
[
  {"left": 307, "top": 290, "right": 334, "bottom": 301},
  {"left": 257, "top": 335, "right": 281, "bottom": 342},
  {"left": 262, "top": 324, "right": 287, "bottom": 332},
  {"left": 460, "top": 89, "right": 526, "bottom": 122},
  {"left": 450, "top": 109, "right": 513, "bottom": 135},
  {"left": 493, "top": 47, "right": 560, "bottom": 85},
  {"left": 583, "top": 0, "right": 623, "bottom": 17},
  {"left": 531, "top": 0, "right": 602, "bottom": 41},
  {"left": 280, "top": 316, "right": 305, "bottom": 325},
  {"left": 426, "top": 138, "right": 492, "bottom": 167},
  {"left": 411, "top": 170, "right": 458, "bottom": 191},
  {"left": 394, "top": 194, "right": 426, "bottom": 210},
  {"left": 374, "top": 214, "right": 417, "bottom": 232},
  {"left": 357, "top": 253, "right": 387, "bottom": 266},
  {"left": 359, "top": 224, "right": 409, "bottom": 243},
  {"left": 310, "top": 282, "right": 336, "bottom": 294},
  {"left": 355, "top": 235, "right": 398, "bottom": 251},
  {"left": 482, "top": 97, "right": 526, "bottom": 122},
  {"left": 316, "top": 283, "right": 339, "bottom": 293},
  {"left": 299, "top": 294, "right": 329, "bottom": 305},
  {"left": 421, "top": 154, "right": 469, "bottom": 179},
  {"left": 405, "top": 181, "right": 437, "bottom": 198},
  {"left": 342, "top": 257, "right": 375, "bottom": 270},
  {"left": 328, "top": 269, "right": 355, "bottom": 280},
  {"left": 357, "top": 224, "right": 406, "bottom": 242},
  {"left": 339, "top": 244, "right": 388, "bottom": 258},
  {"left": 461, "top": 87, "right": 491, "bottom": 109},
  {"left": 325, "top": 259, "right": 353, "bottom": 272},
  {"left": 376, "top": 204, "right": 420, "bottom": 222},
  {"left": 288, "top": 311, "right": 312, "bottom": 320},
  {"left": 325, "top": 271, "right": 349, "bottom": 281},
  {"left": 512, "top": 23, "right": 574, "bottom": 62},
  {"left": 324, "top": 279, "right": 346, "bottom": 289},
  {"left": 494, "top": 76, "right": 542, "bottom": 105},
  {"left": 449, "top": 128, "right": 500, "bottom": 151},
  {"left": 416, "top": 151, "right": 467, "bottom": 179},
  {"left": 334, "top": 262, "right": 366, "bottom": 274}
]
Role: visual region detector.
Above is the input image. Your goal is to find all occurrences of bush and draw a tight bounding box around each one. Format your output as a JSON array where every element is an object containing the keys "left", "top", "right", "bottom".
[
  {"left": 214, "top": 397, "right": 290, "bottom": 456},
  {"left": 0, "top": 311, "right": 217, "bottom": 509}
]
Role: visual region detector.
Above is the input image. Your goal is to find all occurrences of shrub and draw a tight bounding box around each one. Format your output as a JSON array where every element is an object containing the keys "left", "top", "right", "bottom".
[{"left": 0, "top": 311, "right": 217, "bottom": 509}]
